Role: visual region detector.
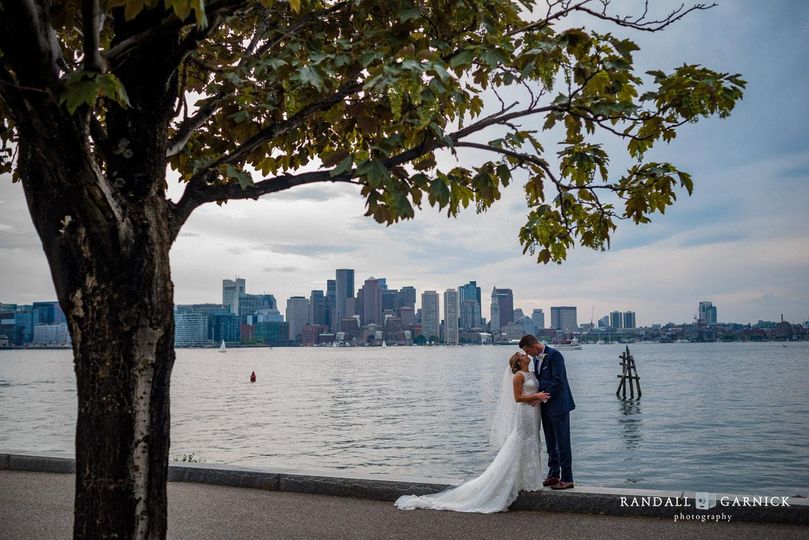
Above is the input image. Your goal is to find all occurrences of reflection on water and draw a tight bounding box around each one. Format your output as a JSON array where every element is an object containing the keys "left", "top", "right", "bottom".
[
  {"left": 1, "top": 343, "right": 808, "bottom": 495},
  {"left": 618, "top": 399, "right": 643, "bottom": 451}
]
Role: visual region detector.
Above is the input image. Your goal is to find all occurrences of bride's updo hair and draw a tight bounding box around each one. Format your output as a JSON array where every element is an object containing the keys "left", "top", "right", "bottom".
[{"left": 509, "top": 352, "right": 525, "bottom": 374}]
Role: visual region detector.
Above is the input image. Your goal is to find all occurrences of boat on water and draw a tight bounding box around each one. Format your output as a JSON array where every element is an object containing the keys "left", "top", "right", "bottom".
[
  {"left": 553, "top": 338, "right": 582, "bottom": 350},
  {"left": 218, "top": 340, "right": 227, "bottom": 353}
]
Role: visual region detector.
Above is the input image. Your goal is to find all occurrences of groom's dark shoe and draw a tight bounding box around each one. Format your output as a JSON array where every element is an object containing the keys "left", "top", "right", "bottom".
[
  {"left": 542, "top": 477, "right": 560, "bottom": 487},
  {"left": 550, "top": 481, "right": 574, "bottom": 490}
]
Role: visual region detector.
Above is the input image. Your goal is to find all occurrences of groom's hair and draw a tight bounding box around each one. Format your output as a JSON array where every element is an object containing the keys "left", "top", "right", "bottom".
[{"left": 518, "top": 334, "right": 539, "bottom": 349}]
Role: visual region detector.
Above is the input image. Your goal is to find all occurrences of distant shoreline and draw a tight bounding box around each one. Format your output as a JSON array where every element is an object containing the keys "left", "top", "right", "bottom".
[{"left": 1, "top": 340, "right": 807, "bottom": 352}]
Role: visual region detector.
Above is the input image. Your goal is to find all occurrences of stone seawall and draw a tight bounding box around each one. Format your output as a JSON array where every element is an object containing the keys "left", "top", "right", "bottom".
[{"left": 2, "top": 451, "right": 806, "bottom": 525}]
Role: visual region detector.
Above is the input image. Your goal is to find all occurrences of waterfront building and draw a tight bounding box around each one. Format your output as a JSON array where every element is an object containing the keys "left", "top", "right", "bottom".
[
  {"left": 325, "top": 279, "right": 336, "bottom": 330},
  {"left": 458, "top": 281, "right": 481, "bottom": 329},
  {"left": 222, "top": 278, "right": 245, "bottom": 315},
  {"left": 490, "top": 287, "right": 514, "bottom": 332},
  {"left": 443, "top": 288, "right": 459, "bottom": 345},
  {"left": 531, "top": 309, "right": 545, "bottom": 330},
  {"left": 550, "top": 306, "right": 578, "bottom": 332},
  {"left": 610, "top": 310, "right": 623, "bottom": 329},
  {"left": 334, "top": 269, "right": 355, "bottom": 332},
  {"left": 309, "top": 290, "right": 327, "bottom": 326},
  {"left": 421, "top": 291, "right": 440, "bottom": 341},
  {"left": 254, "top": 321, "right": 289, "bottom": 346},
  {"left": 286, "top": 296, "right": 311, "bottom": 342},
  {"left": 623, "top": 311, "right": 637, "bottom": 329},
  {"left": 32, "top": 323, "right": 71, "bottom": 346},
  {"left": 175, "top": 311, "right": 209, "bottom": 347},
  {"left": 209, "top": 313, "right": 240, "bottom": 343},
  {"left": 699, "top": 301, "right": 718, "bottom": 325},
  {"left": 362, "top": 277, "right": 383, "bottom": 326}
]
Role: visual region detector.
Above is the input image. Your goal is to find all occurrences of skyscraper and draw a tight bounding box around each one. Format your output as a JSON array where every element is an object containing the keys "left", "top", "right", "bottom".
[
  {"left": 623, "top": 311, "right": 636, "bottom": 329},
  {"left": 698, "top": 301, "right": 717, "bottom": 325},
  {"left": 458, "top": 281, "right": 481, "bottom": 328},
  {"left": 421, "top": 291, "right": 440, "bottom": 341},
  {"left": 397, "top": 286, "right": 417, "bottom": 312},
  {"left": 490, "top": 287, "right": 513, "bottom": 332},
  {"left": 309, "top": 290, "right": 326, "bottom": 326},
  {"left": 326, "top": 279, "right": 336, "bottom": 329},
  {"left": 362, "top": 277, "right": 383, "bottom": 326},
  {"left": 531, "top": 309, "right": 545, "bottom": 330},
  {"left": 381, "top": 288, "right": 399, "bottom": 311},
  {"left": 222, "top": 278, "right": 245, "bottom": 315},
  {"left": 443, "top": 288, "right": 459, "bottom": 345},
  {"left": 334, "top": 269, "right": 355, "bottom": 332},
  {"left": 490, "top": 287, "right": 500, "bottom": 333},
  {"left": 286, "top": 296, "right": 310, "bottom": 342},
  {"left": 550, "top": 306, "right": 578, "bottom": 332},
  {"left": 610, "top": 310, "right": 623, "bottom": 329}
]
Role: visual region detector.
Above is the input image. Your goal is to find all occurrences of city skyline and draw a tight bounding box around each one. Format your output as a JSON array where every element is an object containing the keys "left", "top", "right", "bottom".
[
  {"left": 1, "top": 2, "right": 808, "bottom": 326},
  {"left": 6, "top": 269, "right": 809, "bottom": 328}
]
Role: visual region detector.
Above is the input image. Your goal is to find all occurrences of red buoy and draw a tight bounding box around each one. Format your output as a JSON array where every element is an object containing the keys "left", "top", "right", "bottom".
[{"left": 250, "top": 371, "right": 256, "bottom": 383}]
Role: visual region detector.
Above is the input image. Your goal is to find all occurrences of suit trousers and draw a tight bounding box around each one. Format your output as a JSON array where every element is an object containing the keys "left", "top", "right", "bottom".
[{"left": 541, "top": 408, "right": 573, "bottom": 482}]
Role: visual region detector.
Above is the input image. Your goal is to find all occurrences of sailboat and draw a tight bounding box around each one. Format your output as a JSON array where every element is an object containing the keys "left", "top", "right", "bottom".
[
  {"left": 381, "top": 341, "right": 387, "bottom": 348},
  {"left": 219, "top": 340, "right": 227, "bottom": 353}
]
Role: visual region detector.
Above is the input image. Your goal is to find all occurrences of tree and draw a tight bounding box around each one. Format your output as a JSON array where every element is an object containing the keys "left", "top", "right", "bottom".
[{"left": 0, "top": 0, "right": 744, "bottom": 537}]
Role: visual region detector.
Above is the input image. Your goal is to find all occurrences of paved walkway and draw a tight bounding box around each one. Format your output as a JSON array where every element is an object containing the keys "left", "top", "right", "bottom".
[{"left": 1, "top": 471, "right": 806, "bottom": 539}]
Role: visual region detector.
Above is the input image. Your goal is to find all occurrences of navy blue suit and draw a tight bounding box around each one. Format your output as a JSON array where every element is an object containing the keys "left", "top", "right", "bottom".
[{"left": 533, "top": 345, "right": 575, "bottom": 482}]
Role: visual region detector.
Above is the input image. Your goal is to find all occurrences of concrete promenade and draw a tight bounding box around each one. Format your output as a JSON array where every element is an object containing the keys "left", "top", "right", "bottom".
[{"left": 1, "top": 452, "right": 807, "bottom": 539}]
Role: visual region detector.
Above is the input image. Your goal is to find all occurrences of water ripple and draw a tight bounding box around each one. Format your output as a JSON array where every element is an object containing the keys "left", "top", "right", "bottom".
[{"left": 1, "top": 343, "right": 808, "bottom": 495}]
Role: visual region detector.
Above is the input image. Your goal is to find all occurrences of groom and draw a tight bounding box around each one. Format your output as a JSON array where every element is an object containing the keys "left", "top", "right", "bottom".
[{"left": 519, "top": 334, "right": 576, "bottom": 490}]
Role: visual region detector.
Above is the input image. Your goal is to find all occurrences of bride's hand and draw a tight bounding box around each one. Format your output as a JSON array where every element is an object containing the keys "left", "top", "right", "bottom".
[{"left": 536, "top": 392, "right": 550, "bottom": 401}]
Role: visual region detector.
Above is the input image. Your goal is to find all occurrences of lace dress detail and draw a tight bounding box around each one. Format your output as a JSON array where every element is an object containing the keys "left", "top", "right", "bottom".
[{"left": 395, "top": 370, "right": 542, "bottom": 513}]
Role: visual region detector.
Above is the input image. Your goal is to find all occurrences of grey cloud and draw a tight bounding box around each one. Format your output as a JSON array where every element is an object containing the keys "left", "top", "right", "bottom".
[
  {"left": 263, "top": 266, "right": 299, "bottom": 273},
  {"left": 263, "top": 184, "right": 359, "bottom": 202},
  {"left": 262, "top": 242, "right": 359, "bottom": 257}
]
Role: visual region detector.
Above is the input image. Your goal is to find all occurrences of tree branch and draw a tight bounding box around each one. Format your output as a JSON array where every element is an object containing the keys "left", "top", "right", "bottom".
[
  {"left": 185, "top": 78, "right": 363, "bottom": 183},
  {"left": 104, "top": 0, "right": 250, "bottom": 69},
  {"left": 169, "top": 170, "right": 359, "bottom": 241},
  {"left": 81, "top": 0, "right": 106, "bottom": 73}
]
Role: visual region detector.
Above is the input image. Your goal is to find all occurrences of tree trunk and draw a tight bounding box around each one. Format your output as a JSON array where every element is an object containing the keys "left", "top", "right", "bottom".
[
  {"left": 19, "top": 144, "right": 176, "bottom": 539},
  {"left": 69, "top": 255, "right": 175, "bottom": 540}
]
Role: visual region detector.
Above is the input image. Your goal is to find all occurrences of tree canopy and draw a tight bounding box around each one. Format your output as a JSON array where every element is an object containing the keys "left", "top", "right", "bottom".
[{"left": 0, "top": 0, "right": 745, "bottom": 263}]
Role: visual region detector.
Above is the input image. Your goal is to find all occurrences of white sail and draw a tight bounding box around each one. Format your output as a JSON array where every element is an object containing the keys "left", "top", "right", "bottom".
[{"left": 219, "top": 340, "right": 227, "bottom": 352}]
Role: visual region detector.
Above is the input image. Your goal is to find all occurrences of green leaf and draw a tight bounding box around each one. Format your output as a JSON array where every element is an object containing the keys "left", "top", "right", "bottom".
[
  {"left": 59, "top": 71, "right": 130, "bottom": 114},
  {"left": 450, "top": 50, "right": 475, "bottom": 69},
  {"left": 330, "top": 155, "right": 354, "bottom": 177},
  {"left": 225, "top": 164, "right": 254, "bottom": 189}
]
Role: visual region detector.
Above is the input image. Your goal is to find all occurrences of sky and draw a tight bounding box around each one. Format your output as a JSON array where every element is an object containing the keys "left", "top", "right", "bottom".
[{"left": 1, "top": 0, "right": 808, "bottom": 326}]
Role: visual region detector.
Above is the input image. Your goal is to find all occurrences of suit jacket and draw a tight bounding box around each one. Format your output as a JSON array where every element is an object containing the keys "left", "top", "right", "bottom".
[{"left": 533, "top": 345, "right": 575, "bottom": 417}]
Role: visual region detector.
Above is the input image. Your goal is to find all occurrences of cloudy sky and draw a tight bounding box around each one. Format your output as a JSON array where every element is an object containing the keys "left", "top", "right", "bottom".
[{"left": 1, "top": 0, "right": 808, "bottom": 326}]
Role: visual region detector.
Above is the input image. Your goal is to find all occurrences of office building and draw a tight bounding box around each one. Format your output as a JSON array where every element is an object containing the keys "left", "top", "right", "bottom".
[
  {"left": 334, "top": 269, "right": 355, "bottom": 332},
  {"left": 421, "top": 291, "right": 440, "bottom": 341},
  {"left": 531, "top": 309, "right": 545, "bottom": 330},
  {"left": 175, "top": 311, "right": 210, "bottom": 347},
  {"left": 309, "top": 290, "right": 326, "bottom": 326},
  {"left": 458, "top": 281, "right": 482, "bottom": 328},
  {"left": 550, "top": 306, "right": 578, "bottom": 332},
  {"left": 443, "top": 288, "right": 459, "bottom": 345},
  {"left": 490, "top": 287, "right": 513, "bottom": 332},
  {"left": 286, "top": 296, "right": 311, "bottom": 342},
  {"left": 699, "top": 301, "right": 718, "bottom": 325},
  {"left": 623, "top": 311, "right": 637, "bottom": 329},
  {"left": 610, "top": 310, "right": 623, "bottom": 329},
  {"left": 222, "top": 278, "right": 246, "bottom": 315},
  {"left": 362, "top": 277, "right": 383, "bottom": 326}
]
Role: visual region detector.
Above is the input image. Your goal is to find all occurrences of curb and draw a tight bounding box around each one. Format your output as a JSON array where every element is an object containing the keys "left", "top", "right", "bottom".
[{"left": 1, "top": 452, "right": 807, "bottom": 525}]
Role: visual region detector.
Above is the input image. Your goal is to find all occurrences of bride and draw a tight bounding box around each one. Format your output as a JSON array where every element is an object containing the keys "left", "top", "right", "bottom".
[{"left": 395, "top": 352, "right": 550, "bottom": 513}]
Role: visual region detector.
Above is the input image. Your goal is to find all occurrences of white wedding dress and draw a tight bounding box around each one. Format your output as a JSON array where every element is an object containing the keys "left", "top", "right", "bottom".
[{"left": 395, "top": 369, "right": 542, "bottom": 513}]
